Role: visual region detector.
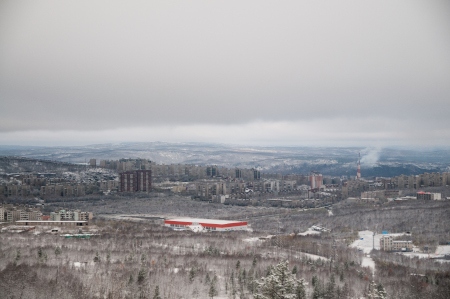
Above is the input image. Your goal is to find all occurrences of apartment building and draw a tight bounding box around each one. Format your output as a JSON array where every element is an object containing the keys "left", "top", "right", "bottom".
[
  {"left": 99, "top": 180, "right": 119, "bottom": 192},
  {"left": 120, "top": 170, "right": 152, "bottom": 192},
  {"left": 22, "top": 175, "right": 47, "bottom": 187},
  {"left": 282, "top": 180, "right": 297, "bottom": 191},
  {"left": 40, "top": 184, "right": 86, "bottom": 198},
  {"left": 4, "top": 207, "right": 42, "bottom": 222},
  {"left": 206, "top": 166, "right": 219, "bottom": 177},
  {"left": 50, "top": 209, "right": 93, "bottom": 221},
  {"left": 1, "top": 184, "right": 32, "bottom": 198},
  {"left": 342, "top": 180, "right": 370, "bottom": 198},
  {"left": 228, "top": 181, "right": 246, "bottom": 194},
  {"left": 310, "top": 173, "right": 323, "bottom": 190}
]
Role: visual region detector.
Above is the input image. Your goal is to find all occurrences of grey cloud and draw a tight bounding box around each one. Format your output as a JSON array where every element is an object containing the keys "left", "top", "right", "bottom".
[{"left": 0, "top": 1, "right": 449, "bottom": 144}]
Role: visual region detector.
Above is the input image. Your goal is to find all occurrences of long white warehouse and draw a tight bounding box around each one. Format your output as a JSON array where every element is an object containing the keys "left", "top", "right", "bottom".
[{"left": 164, "top": 217, "right": 248, "bottom": 232}]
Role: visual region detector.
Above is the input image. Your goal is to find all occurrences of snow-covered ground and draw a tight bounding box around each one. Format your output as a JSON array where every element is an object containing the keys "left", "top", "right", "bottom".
[
  {"left": 297, "top": 227, "right": 321, "bottom": 236},
  {"left": 400, "top": 252, "right": 431, "bottom": 259},
  {"left": 361, "top": 256, "right": 375, "bottom": 274},
  {"left": 350, "top": 230, "right": 380, "bottom": 254},
  {"left": 293, "top": 251, "right": 329, "bottom": 262},
  {"left": 429, "top": 245, "right": 450, "bottom": 262},
  {"left": 244, "top": 228, "right": 330, "bottom": 262},
  {"left": 350, "top": 231, "right": 378, "bottom": 273},
  {"left": 260, "top": 248, "right": 329, "bottom": 262},
  {"left": 349, "top": 230, "right": 410, "bottom": 273},
  {"left": 435, "top": 245, "right": 450, "bottom": 255},
  {"left": 242, "top": 237, "right": 263, "bottom": 243}
]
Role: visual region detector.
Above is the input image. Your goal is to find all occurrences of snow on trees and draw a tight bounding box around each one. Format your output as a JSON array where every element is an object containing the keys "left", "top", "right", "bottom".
[
  {"left": 254, "top": 260, "right": 306, "bottom": 299},
  {"left": 367, "top": 280, "right": 387, "bottom": 299}
]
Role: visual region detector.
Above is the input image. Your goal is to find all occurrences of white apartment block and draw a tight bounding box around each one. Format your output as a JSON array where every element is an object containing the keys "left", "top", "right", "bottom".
[{"left": 50, "top": 210, "right": 93, "bottom": 221}]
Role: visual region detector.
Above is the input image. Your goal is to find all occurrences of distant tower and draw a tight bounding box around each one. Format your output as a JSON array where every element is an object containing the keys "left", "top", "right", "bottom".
[{"left": 356, "top": 152, "right": 361, "bottom": 180}]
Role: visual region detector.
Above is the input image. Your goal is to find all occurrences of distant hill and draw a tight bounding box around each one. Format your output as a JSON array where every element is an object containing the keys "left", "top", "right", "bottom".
[{"left": 1, "top": 142, "right": 449, "bottom": 177}]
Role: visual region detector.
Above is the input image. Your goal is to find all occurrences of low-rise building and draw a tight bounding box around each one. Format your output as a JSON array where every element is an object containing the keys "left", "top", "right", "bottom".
[
  {"left": 380, "top": 235, "right": 413, "bottom": 251},
  {"left": 164, "top": 217, "right": 248, "bottom": 232},
  {"left": 416, "top": 191, "right": 441, "bottom": 200}
]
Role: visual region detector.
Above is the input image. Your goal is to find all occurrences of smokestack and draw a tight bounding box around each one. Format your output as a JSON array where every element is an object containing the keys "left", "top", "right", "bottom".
[{"left": 357, "top": 152, "right": 361, "bottom": 180}]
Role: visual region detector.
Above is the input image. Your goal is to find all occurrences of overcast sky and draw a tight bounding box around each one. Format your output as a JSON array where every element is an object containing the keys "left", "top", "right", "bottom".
[{"left": 1, "top": 1, "right": 449, "bottom": 147}]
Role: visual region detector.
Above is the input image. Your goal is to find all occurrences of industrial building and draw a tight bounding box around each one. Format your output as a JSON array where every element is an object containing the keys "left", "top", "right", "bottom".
[{"left": 164, "top": 218, "right": 248, "bottom": 232}]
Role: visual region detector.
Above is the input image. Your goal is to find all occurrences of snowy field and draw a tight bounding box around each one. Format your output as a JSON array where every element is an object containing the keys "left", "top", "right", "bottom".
[
  {"left": 297, "top": 227, "right": 321, "bottom": 236},
  {"left": 361, "top": 256, "right": 375, "bottom": 274},
  {"left": 400, "top": 252, "right": 431, "bottom": 259},
  {"left": 435, "top": 245, "right": 450, "bottom": 255},
  {"left": 348, "top": 231, "right": 376, "bottom": 273},
  {"left": 350, "top": 230, "right": 380, "bottom": 254},
  {"left": 295, "top": 251, "right": 329, "bottom": 262},
  {"left": 431, "top": 245, "right": 450, "bottom": 262},
  {"left": 243, "top": 226, "right": 330, "bottom": 262}
]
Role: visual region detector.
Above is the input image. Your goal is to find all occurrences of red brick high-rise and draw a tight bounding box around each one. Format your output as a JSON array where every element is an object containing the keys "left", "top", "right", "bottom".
[{"left": 120, "top": 170, "right": 151, "bottom": 192}]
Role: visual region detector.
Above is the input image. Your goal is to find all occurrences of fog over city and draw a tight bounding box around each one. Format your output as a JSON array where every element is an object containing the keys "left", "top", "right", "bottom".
[{"left": 1, "top": 1, "right": 450, "bottom": 147}]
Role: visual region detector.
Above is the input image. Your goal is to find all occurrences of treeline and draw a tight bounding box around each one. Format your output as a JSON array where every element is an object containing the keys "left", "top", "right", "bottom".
[
  {"left": 2, "top": 218, "right": 450, "bottom": 298},
  {"left": 371, "top": 250, "right": 450, "bottom": 298},
  {"left": 0, "top": 220, "right": 380, "bottom": 298}
]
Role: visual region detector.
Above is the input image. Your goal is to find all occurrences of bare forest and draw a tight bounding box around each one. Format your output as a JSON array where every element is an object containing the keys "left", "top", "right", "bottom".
[{"left": 1, "top": 193, "right": 450, "bottom": 298}]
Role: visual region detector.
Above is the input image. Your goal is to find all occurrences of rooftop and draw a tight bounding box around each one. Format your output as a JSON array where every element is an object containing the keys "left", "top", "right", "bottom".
[
  {"left": 165, "top": 218, "right": 246, "bottom": 225},
  {"left": 16, "top": 220, "right": 88, "bottom": 223}
]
